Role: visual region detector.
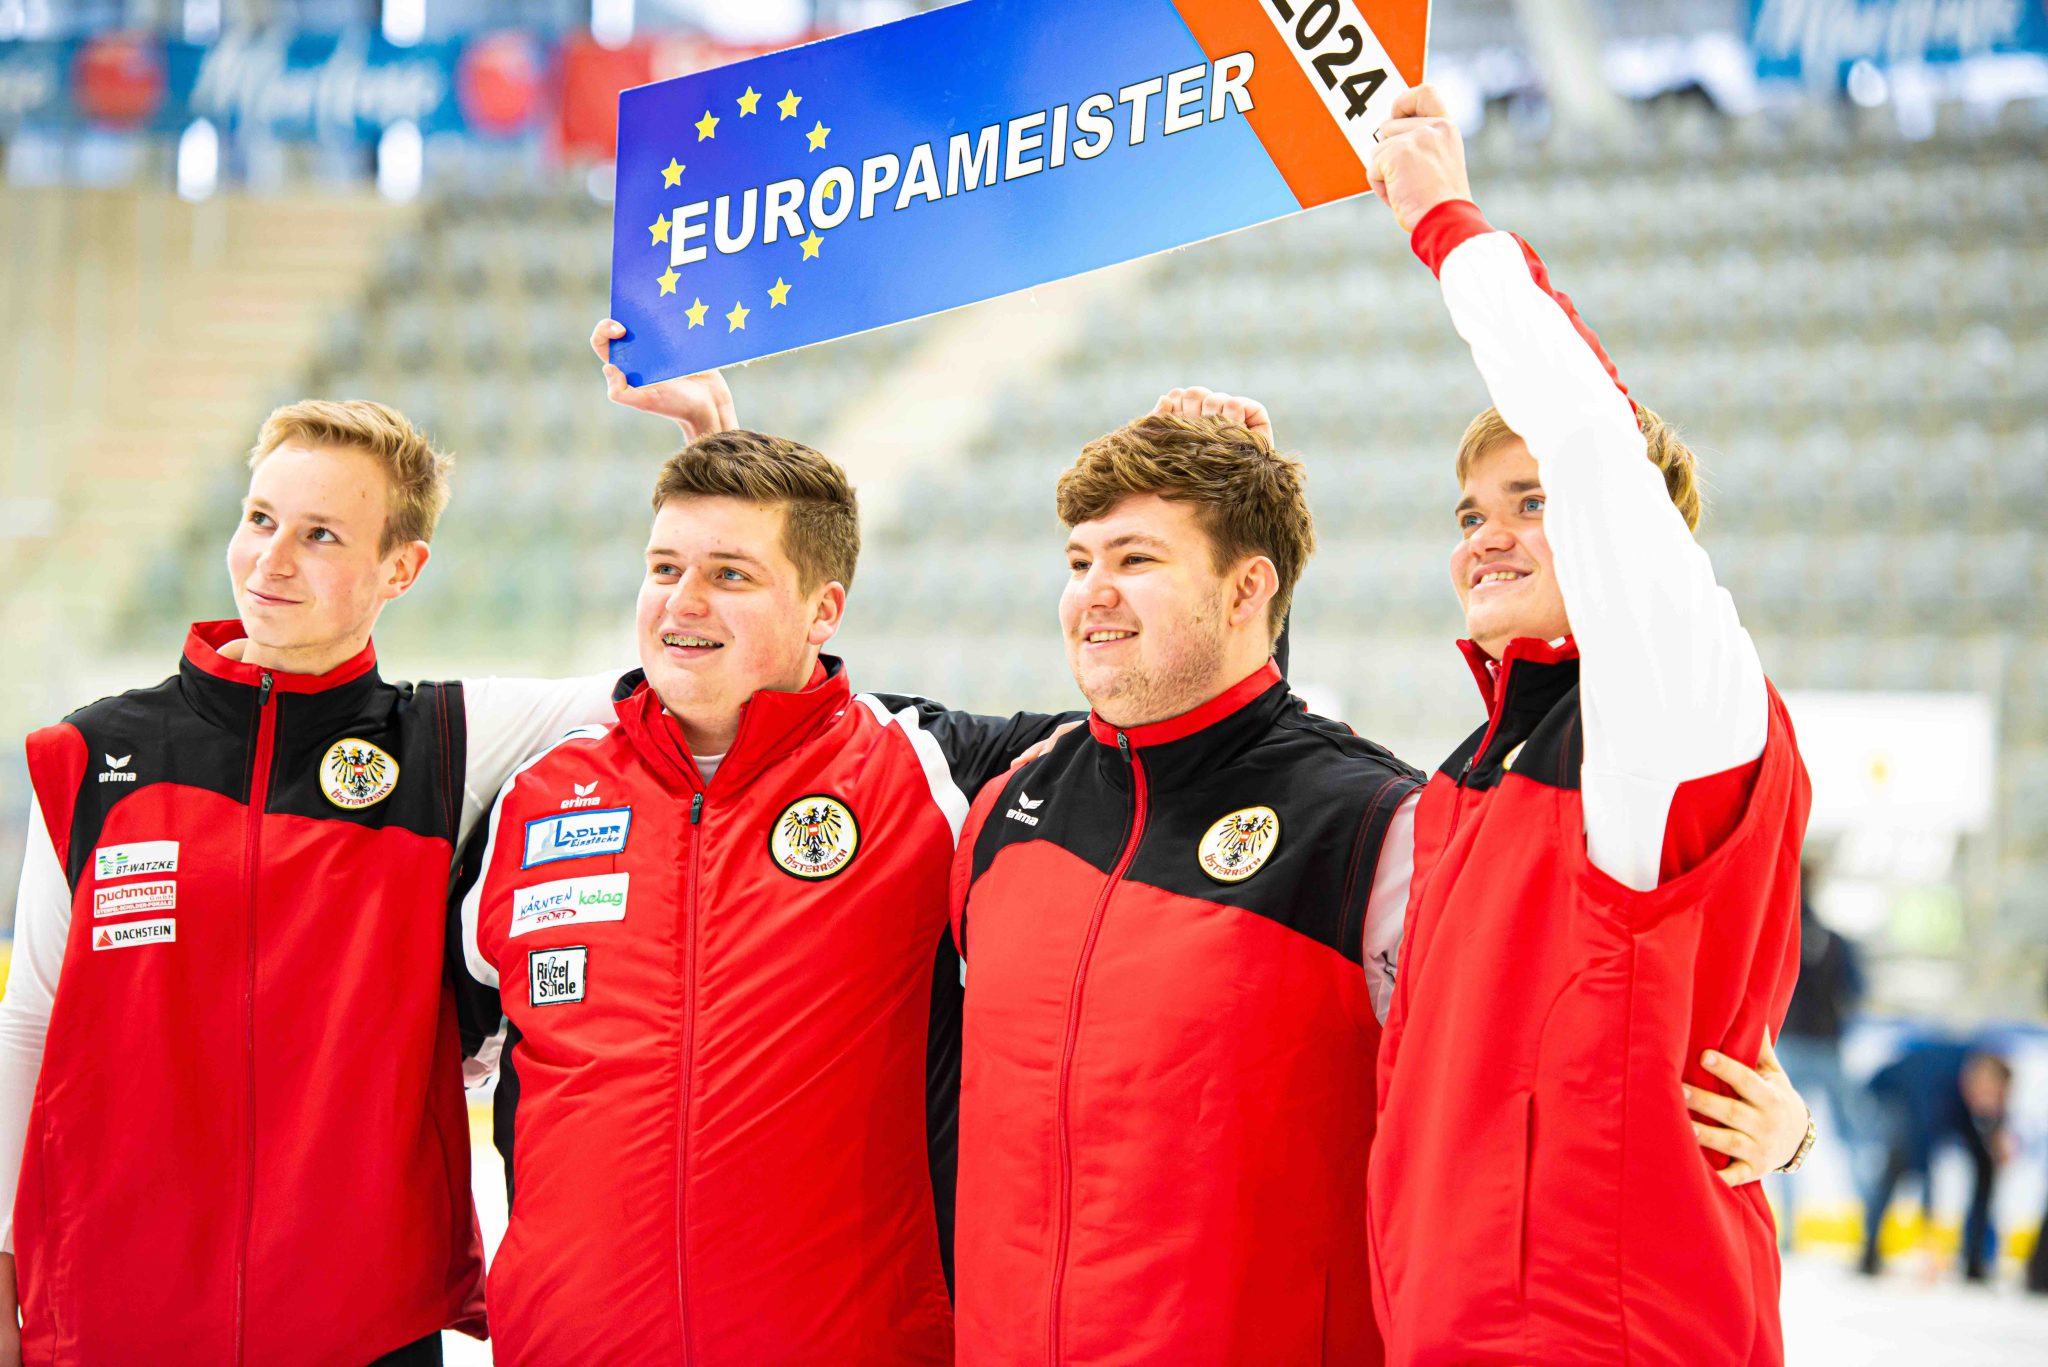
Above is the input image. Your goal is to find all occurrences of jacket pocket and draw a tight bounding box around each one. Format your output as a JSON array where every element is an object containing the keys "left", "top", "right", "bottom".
[{"left": 1514, "top": 1091, "right": 1535, "bottom": 1301}]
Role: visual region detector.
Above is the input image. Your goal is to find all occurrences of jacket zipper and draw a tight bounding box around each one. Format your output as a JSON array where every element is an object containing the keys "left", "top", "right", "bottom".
[
  {"left": 1046, "top": 732, "right": 1148, "bottom": 1366},
  {"left": 1460, "top": 657, "right": 1517, "bottom": 789},
  {"left": 233, "top": 671, "right": 274, "bottom": 1367},
  {"left": 674, "top": 787, "right": 705, "bottom": 1363}
]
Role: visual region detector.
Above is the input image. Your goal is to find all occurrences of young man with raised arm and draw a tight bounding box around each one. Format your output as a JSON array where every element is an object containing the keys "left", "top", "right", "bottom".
[
  {"left": 0, "top": 401, "right": 635, "bottom": 1366},
  {"left": 1363, "top": 88, "right": 1816, "bottom": 1365}
]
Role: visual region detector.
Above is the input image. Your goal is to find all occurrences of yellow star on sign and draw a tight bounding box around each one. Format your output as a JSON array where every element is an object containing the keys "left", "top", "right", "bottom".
[
  {"left": 767, "top": 278, "right": 791, "bottom": 307},
  {"left": 661, "top": 157, "right": 684, "bottom": 187},
  {"left": 657, "top": 266, "right": 679, "bottom": 296},
  {"left": 819, "top": 180, "right": 838, "bottom": 202},
  {"left": 726, "top": 300, "right": 750, "bottom": 332},
  {"left": 778, "top": 89, "right": 802, "bottom": 120},
  {"left": 806, "top": 120, "right": 830, "bottom": 151},
  {"left": 696, "top": 110, "right": 720, "bottom": 140},
  {"left": 649, "top": 213, "right": 672, "bottom": 246},
  {"left": 686, "top": 297, "right": 709, "bottom": 329},
  {"left": 800, "top": 231, "right": 823, "bottom": 261},
  {"left": 737, "top": 86, "right": 761, "bottom": 116}
]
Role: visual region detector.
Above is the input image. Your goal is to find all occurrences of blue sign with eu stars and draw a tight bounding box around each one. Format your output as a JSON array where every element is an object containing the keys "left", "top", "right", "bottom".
[{"left": 606, "top": 0, "right": 1435, "bottom": 385}]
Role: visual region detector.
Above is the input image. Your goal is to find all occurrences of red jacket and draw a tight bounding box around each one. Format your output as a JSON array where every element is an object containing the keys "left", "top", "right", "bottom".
[
  {"left": 948, "top": 663, "right": 1421, "bottom": 1365},
  {"left": 1367, "top": 201, "right": 1814, "bottom": 1366},
  {"left": 16, "top": 623, "right": 484, "bottom": 1365},
  {"left": 453, "top": 659, "right": 1059, "bottom": 1364}
]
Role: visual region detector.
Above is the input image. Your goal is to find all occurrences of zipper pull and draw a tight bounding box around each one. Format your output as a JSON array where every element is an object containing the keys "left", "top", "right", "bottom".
[
  {"left": 690, "top": 792, "right": 704, "bottom": 825},
  {"left": 1116, "top": 732, "right": 1131, "bottom": 762},
  {"left": 257, "top": 672, "right": 273, "bottom": 707}
]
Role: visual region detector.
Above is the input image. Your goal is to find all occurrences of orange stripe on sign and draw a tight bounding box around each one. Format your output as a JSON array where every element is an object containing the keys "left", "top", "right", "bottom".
[{"left": 1170, "top": 0, "right": 1370, "bottom": 209}]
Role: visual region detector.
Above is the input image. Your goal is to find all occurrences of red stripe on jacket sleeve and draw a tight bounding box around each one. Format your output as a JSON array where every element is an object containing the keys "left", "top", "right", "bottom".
[
  {"left": 24, "top": 724, "right": 87, "bottom": 877},
  {"left": 1411, "top": 199, "right": 1633, "bottom": 405}
]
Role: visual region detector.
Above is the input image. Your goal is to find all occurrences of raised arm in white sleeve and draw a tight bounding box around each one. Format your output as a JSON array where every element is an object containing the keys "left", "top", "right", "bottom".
[
  {"left": 0, "top": 797, "right": 72, "bottom": 1253},
  {"left": 458, "top": 673, "right": 621, "bottom": 843},
  {"left": 1436, "top": 232, "right": 1766, "bottom": 891}
]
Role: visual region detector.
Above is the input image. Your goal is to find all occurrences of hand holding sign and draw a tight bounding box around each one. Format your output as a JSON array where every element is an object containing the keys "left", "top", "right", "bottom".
[
  {"left": 1365, "top": 82, "right": 1470, "bottom": 234},
  {"left": 591, "top": 318, "right": 737, "bottom": 441}
]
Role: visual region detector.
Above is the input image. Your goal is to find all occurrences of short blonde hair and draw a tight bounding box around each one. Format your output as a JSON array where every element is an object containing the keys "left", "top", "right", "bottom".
[
  {"left": 250, "top": 399, "right": 453, "bottom": 553},
  {"left": 1056, "top": 412, "right": 1313, "bottom": 648},
  {"left": 651, "top": 430, "right": 861, "bottom": 592},
  {"left": 1455, "top": 403, "right": 1703, "bottom": 532}
]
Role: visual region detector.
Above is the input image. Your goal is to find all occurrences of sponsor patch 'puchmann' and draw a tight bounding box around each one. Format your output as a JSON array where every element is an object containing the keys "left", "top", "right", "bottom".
[{"left": 93, "top": 880, "right": 177, "bottom": 918}]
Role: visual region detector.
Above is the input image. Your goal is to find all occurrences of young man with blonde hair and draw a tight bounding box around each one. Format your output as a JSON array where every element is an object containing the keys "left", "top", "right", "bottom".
[
  {"left": 945, "top": 408, "right": 1422, "bottom": 1364},
  {"left": 1362, "top": 87, "right": 1814, "bottom": 1364},
  {"left": 449, "top": 421, "right": 1069, "bottom": 1362},
  {"left": 0, "top": 400, "right": 629, "bottom": 1365}
]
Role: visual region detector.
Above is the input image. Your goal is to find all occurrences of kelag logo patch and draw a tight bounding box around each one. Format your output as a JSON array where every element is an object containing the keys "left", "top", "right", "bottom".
[
  {"left": 510, "top": 873, "right": 629, "bottom": 938},
  {"left": 522, "top": 808, "right": 632, "bottom": 868}
]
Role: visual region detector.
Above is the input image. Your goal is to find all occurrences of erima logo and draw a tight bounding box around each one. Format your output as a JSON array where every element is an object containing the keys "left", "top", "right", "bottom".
[
  {"left": 560, "top": 780, "right": 602, "bottom": 811},
  {"left": 99, "top": 754, "right": 136, "bottom": 784},
  {"left": 1004, "top": 789, "right": 1043, "bottom": 827}
]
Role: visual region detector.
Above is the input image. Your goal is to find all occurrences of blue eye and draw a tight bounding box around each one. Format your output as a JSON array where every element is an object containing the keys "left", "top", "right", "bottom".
[
  {"left": 1522, "top": 496, "right": 1545, "bottom": 515},
  {"left": 309, "top": 527, "right": 336, "bottom": 543},
  {"left": 717, "top": 567, "right": 746, "bottom": 582}
]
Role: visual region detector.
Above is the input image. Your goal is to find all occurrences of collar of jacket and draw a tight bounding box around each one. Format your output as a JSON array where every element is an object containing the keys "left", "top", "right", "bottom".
[
  {"left": 1083, "top": 660, "right": 1290, "bottom": 779},
  {"left": 1457, "top": 635, "right": 1582, "bottom": 748},
  {"left": 612, "top": 655, "right": 851, "bottom": 793},
  {"left": 178, "top": 620, "right": 384, "bottom": 731}
]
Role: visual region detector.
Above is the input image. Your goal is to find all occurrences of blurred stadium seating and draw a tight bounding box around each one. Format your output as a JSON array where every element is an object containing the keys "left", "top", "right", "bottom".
[{"left": 60, "top": 93, "right": 2042, "bottom": 1006}]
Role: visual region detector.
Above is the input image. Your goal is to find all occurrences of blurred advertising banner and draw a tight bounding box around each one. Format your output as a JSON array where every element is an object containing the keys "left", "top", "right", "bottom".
[
  {"left": 607, "top": 0, "right": 1432, "bottom": 385},
  {"left": 559, "top": 31, "right": 838, "bottom": 162},
  {"left": 0, "top": 28, "right": 552, "bottom": 139},
  {"left": 1750, "top": 0, "right": 2048, "bottom": 80},
  {"left": 1782, "top": 690, "right": 1997, "bottom": 838}
]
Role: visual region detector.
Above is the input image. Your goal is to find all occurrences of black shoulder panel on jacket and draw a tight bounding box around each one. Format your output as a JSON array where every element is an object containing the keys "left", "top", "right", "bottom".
[
  {"left": 265, "top": 680, "right": 466, "bottom": 840},
  {"left": 967, "top": 726, "right": 1129, "bottom": 885},
  {"left": 964, "top": 690, "right": 1424, "bottom": 965},
  {"left": 1457, "top": 684, "right": 1583, "bottom": 793},
  {"left": 1118, "top": 711, "right": 1421, "bottom": 963},
  {"left": 59, "top": 676, "right": 246, "bottom": 888}
]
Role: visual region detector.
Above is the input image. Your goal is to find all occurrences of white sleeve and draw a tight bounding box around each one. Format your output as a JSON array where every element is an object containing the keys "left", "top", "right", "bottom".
[
  {"left": 1361, "top": 789, "right": 1418, "bottom": 1025},
  {"left": 1437, "top": 232, "right": 1767, "bottom": 892},
  {"left": 0, "top": 797, "right": 71, "bottom": 1254},
  {"left": 458, "top": 673, "right": 621, "bottom": 844}
]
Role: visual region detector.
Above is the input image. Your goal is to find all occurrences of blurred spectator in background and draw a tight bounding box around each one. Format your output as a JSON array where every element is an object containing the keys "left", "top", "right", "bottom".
[
  {"left": 1859, "top": 1040, "right": 2014, "bottom": 1283},
  {"left": 1772, "top": 869, "right": 1869, "bottom": 1250}
]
